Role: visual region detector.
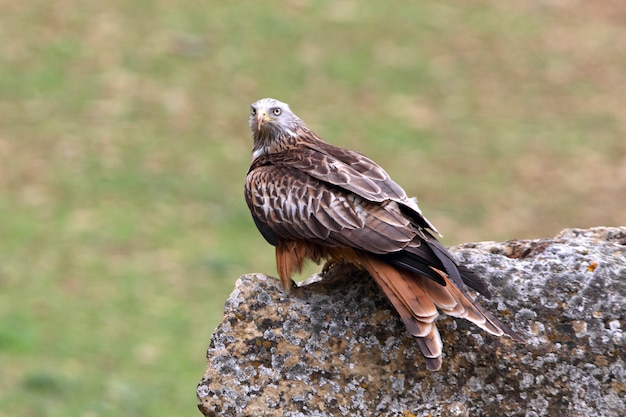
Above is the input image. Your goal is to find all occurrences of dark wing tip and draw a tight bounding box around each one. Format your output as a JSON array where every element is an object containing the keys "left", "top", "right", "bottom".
[
  {"left": 457, "top": 264, "right": 492, "bottom": 298},
  {"left": 425, "top": 236, "right": 494, "bottom": 299}
]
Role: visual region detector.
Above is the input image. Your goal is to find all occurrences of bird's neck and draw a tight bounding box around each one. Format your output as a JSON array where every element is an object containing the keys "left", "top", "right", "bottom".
[{"left": 251, "top": 129, "right": 299, "bottom": 160}]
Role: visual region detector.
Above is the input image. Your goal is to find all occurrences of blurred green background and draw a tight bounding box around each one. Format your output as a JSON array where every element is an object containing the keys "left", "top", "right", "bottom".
[{"left": 1, "top": 1, "right": 624, "bottom": 416}]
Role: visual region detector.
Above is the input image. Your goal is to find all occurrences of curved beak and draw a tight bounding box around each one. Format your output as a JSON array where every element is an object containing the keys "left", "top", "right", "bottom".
[{"left": 257, "top": 110, "right": 270, "bottom": 131}]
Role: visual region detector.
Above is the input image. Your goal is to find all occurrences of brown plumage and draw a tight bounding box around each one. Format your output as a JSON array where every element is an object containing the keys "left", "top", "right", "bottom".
[{"left": 244, "top": 98, "right": 523, "bottom": 371}]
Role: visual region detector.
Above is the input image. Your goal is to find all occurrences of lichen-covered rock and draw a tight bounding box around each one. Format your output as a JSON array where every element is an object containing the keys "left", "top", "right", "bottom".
[{"left": 197, "top": 227, "right": 626, "bottom": 417}]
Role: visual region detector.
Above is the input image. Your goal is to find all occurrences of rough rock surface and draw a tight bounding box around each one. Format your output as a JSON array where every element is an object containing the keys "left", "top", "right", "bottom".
[{"left": 197, "top": 227, "right": 626, "bottom": 417}]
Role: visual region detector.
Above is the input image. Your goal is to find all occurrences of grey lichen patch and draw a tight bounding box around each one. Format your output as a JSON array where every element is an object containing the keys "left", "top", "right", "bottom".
[{"left": 198, "top": 227, "right": 626, "bottom": 417}]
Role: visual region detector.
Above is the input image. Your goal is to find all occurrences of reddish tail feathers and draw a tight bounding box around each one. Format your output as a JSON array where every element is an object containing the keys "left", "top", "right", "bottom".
[{"left": 359, "top": 255, "right": 523, "bottom": 371}]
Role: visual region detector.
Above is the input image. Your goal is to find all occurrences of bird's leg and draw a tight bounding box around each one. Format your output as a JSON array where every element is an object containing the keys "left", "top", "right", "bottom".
[
  {"left": 275, "top": 242, "right": 309, "bottom": 294},
  {"left": 320, "top": 247, "right": 368, "bottom": 280},
  {"left": 321, "top": 260, "right": 338, "bottom": 275}
]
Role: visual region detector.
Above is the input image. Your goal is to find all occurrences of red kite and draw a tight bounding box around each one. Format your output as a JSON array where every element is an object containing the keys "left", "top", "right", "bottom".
[{"left": 244, "top": 98, "right": 523, "bottom": 370}]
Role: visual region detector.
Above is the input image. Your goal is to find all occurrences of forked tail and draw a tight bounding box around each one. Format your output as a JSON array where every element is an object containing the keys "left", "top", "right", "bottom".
[{"left": 358, "top": 254, "right": 524, "bottom": 371}]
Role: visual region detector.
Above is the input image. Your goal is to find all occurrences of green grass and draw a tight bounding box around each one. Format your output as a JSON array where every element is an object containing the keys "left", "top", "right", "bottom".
[{"left": 1, "top": 1, "right": 625, "bottom": 416}]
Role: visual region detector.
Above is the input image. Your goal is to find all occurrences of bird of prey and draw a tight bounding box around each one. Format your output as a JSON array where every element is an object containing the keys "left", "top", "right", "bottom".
[{"left": 244, "top": 97, "right": 523, "bottom": 371}]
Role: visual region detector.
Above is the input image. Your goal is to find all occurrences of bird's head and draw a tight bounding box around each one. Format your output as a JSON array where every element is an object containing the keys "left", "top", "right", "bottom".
[{"left": 249, "top": 98, "right": 301, "bottom": 140}]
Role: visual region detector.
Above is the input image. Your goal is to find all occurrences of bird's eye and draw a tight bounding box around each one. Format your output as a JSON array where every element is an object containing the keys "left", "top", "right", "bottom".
[
  {"left": 272, "top": 108, "right": 281, "bottom": 116},
  {"left": 250, "top": 108, "right": 257, "bottom": 116}
]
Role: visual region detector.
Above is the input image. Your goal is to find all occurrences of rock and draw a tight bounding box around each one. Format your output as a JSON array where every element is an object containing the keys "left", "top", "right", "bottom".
[{"left": 197, "top": 227, "right": 626, "bottom": 417}]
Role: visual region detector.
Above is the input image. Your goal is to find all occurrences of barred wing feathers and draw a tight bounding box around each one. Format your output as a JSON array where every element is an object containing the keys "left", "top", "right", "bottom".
[{"left": 245, "top": 163, "right": 416, "bottom": 254}]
